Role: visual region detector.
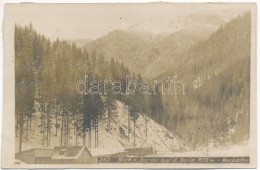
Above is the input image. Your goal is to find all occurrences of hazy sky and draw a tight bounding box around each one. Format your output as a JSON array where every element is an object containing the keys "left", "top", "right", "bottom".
[{"left": 5, "top": 3, "right": 253, "bottom": 41}]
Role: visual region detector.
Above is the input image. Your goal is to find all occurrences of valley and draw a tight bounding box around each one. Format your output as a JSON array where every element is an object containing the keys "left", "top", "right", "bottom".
[{"left": 15, "top": 10, "right": 251, "bottom": 158}]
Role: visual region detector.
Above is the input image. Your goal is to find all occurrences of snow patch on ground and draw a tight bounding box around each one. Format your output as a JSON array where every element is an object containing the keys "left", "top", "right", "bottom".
[
  {"left": 16, "top": 100, "right": 249, "bottom": 157},
  {"left": 16, "top": 100, "right": 184, "bottom": 155},
  {"left": 96, "top": 101, "right": 185, "bottom": 152}
]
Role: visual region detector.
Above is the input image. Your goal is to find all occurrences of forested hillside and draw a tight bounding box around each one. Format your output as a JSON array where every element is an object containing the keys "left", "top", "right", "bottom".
[
  {"left": 15, "top": 24, "right": 165, "bottom": 152},
  {"left": 158, "top": 12, "right": 251, "bottom": 150},
  {"left": 15, "top": 11, "right": 251, "bottom": 154},
  {"left": 84, "top": 14, "right": 224, "bottom": 78},
  {"left": 84, "top": 30, "right": 159, "bottom": 75},
  {"left": 84, "top": 29, "right": 208, "bottom": 78}
]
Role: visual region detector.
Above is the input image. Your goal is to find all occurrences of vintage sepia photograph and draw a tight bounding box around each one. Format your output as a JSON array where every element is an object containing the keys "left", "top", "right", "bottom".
[{"left": 2, "top": 2, "right": 257, "bottom": 168}]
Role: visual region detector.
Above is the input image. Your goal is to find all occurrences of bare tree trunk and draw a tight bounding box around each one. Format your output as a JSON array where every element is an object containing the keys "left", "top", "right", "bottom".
[
  {"left": 47, "top": 116, "right": 49, "bottom": 146},
  {"left": 42, "top": 113, "right": 45, "bottom": 146},
  {"left": 88, "top": 123, "right": 91, "bottom": 152},
  {"left": 46, "top": 124, "right": 49, "bottom": 146},
  {"left": 74, "top": 116, "right": 76, "bottom": 135},
  {"left": 48, "top": 125, "right": 51, "bottom": 146},
  {"left": 128, "top": 109, "right": 130, "bottom": 142},
  {"left": 60, "top": 111, "right": 64, "bottom": 146},
  {"left": 97, "top": 116, "right": 99, "bottom": 148},
  {"left": 65, "top": 116, "right": 67, "bottom": 146},
  {"left": 89, "top": 128, "right": 91, "bottom": 151},
  {"left": 75, "top": 128, "right": 78, "bottom": 146},
  {"left": 134, "top": 118, "right": 136, "bottom": 149},
  {"left": 83, "top": 130, "right": 86, "bottom": 146},
  {"left": 75, "top": 115, "right": 77, "bottom": 146},
  {"left": 108, "top": 106, "right": 110, "bottom": 132},
  {"left": 65, "top": 114, "right": 67, "bottom": 146},
  {"left": 29, "top": 113, "right": 32, "bottom": 129},
  {"left": 26, "top": 115, "right": 29, "bottom": 139},
  {"left": 47, "top": 107, "right": 50, "bottom": 146},
  {"left": 94, "top": 118, "right": 97, "bottom": 148},
  {"left": 16, "top": 114, "right": 19, "bottom": 137},
  {"left": 145, "top": 116, "right": 148, "bottom": 137},
  {"left": 19, "top": 113, "right": 24, "bottom": 153},
  {"left": 40, "top": 112, "right": 43, "bottom": 133},
  {"left": 66, "top": 112, "right": 69, "bottom": 146},
  {"left": 46, "top": 104, "right": 49, "bottom": 146},
  {"left": 55, "top": 106, "right": 58, "bottom": 136},
  {"left": 40, "top": 98, "right": 45, "bottom": 134}
]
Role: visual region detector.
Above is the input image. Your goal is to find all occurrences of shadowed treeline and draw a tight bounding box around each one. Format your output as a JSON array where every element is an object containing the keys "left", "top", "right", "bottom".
[
  {"left": 15, "top": 24, "right": 164, "bottom": 152},
  {"left": 15, "top": 12, "right": 250, "bottom": 153},
  {"left": 158, "top": 12, "right": 251, "bottom": 149}
]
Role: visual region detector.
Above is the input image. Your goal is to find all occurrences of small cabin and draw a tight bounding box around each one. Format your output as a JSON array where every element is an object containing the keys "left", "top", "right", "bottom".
[
  {"left": 15, "top": 146, "right": 96, "bottom": 164},
  {"left": 15, "top": 147, "right": 53, "bottom": 164}
]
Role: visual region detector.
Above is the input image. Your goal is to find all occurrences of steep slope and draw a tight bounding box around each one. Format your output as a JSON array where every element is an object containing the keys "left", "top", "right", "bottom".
[
  {"left": 144, "top": 31, "right": 204, "bottom": 78},
  {"left": 157, "top": 12, "right": 251, "bottom": 150},
  {"left": 84, "top": 30, "right": 209, "bottom": 78},
  {"left": 83, "top": 14, "right": 224, "bottom": 78},
  {"left": 99, "top": 101, "right": 185, "bottom": 152},
  {"left": 15, "top": 101, "right": 185, "bottom": 154},
  {"left": 85, "top": 30, "right": 159, "bottom": 75},
  {"left": 159, "top": 12, "right": 250, "bottom": 81},
  {"left": 141, "top": 14, "right": 224, "bottom": 78}
]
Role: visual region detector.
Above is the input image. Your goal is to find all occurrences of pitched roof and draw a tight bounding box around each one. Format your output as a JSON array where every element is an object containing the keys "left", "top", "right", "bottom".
[
  {"left": 34, "top": 148, "right": 52, "bottom": 157},
  {"left": 52, "top": 145, "right": 92, "bottom": 160},
  {"left": 16, "top": 147, "right": 53, "bottom": 158}
]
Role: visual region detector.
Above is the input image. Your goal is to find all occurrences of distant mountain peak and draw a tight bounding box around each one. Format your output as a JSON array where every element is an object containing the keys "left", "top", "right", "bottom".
[
  {"left": 127, "top": 14, "right": 224, "bottom": 36},
  {"left": 127, "top": 17, "right": 182, "bottom": 35}
]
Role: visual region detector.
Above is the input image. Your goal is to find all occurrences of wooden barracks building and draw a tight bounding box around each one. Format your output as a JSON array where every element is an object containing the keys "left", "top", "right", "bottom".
[{"left": 15, "top": 146, "right": 96, "bottom": 164}]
